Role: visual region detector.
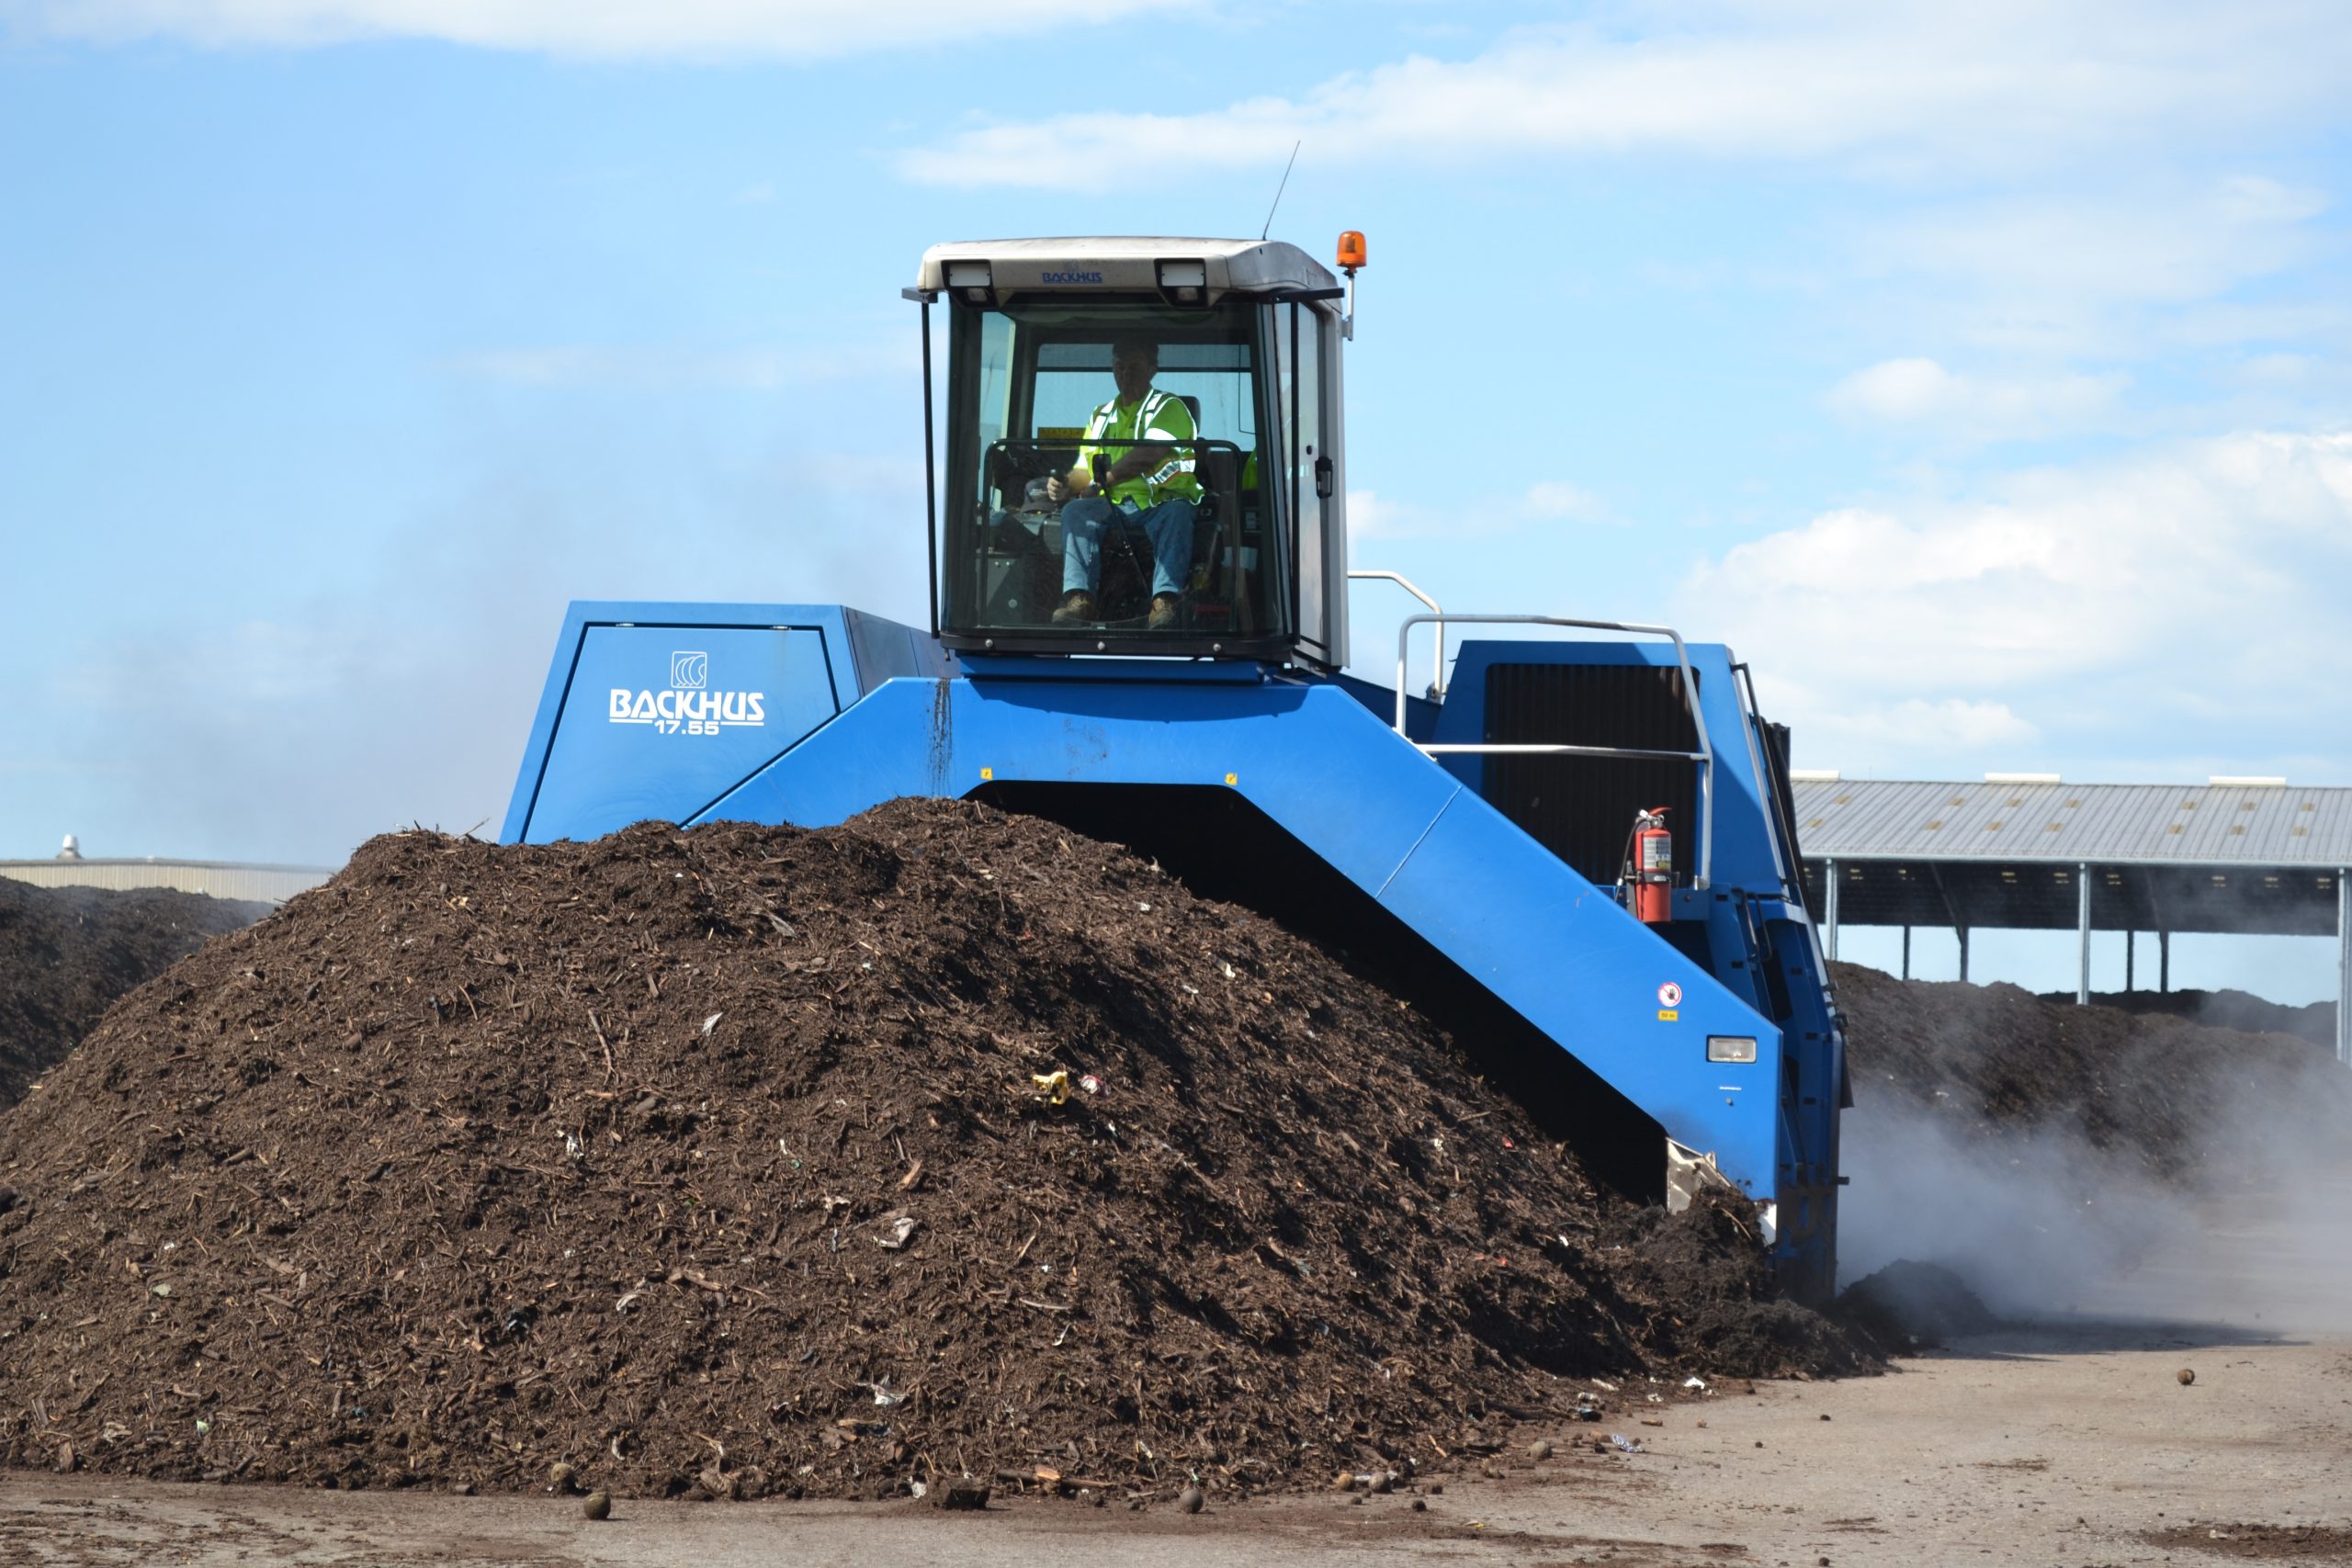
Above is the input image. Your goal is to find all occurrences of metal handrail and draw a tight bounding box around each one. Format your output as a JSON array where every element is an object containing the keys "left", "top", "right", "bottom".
[
  {"left": 1393, "top": 613, "right": 1716, "bottom": 890},
  {"left": 1730, "top": 660, "right": 1794, "bottom": 896},
  {"left": 1348, "top": 570, "right": 1445, "bottom": 697}
]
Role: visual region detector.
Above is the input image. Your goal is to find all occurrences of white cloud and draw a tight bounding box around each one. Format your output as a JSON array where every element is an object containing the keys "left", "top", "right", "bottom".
[
  {"left": 5, "top": 0, "right": 1175, "bottom": 58},
  {"left": 1834, "top": 176, "right": 2338, "bottom": 359},
  {"left": 1678, "top": 429, "right": 2352, "bottom": 773},
  {"left": 1772, "top": 692, "right": 2040, "bottom": 757},
  {"left": 899, "top": 2, "right": 2352, "bottom": 186},
  {"left": 1865, "top": 179, "right": 2330, "bottom": 312},
  {"left": 1523, "top": 479, "right": 1606, "bottom": 521},
  {"left": 2227, "top": 354, "right": 2322, "bottom": 389},
  {"left": 438, "top": 339, "right": 914, "bottom": 389},
  {"left": 1348, "top": 479, "right": 1611, "bottom": 541},
  {"left": 1827, "top": 356, "right": 2129, "bottom": 443}
]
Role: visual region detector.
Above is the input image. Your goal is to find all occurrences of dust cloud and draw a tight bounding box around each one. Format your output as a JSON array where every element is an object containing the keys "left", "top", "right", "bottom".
[
  {"left": 1837, "top": 1104, "right": 2175, "bottom": 1320},
  {"left": 47, "top": 438, "right": 930, "bottom": 867},
  {"left": 1838, "top": 1030, "right": 2352, "bottom": 1336}
]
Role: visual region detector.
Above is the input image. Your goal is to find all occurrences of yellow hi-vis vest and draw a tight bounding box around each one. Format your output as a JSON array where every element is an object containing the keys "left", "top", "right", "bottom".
[{"left": 1078, "top": 389, "right": 1203, "bottom": 508}]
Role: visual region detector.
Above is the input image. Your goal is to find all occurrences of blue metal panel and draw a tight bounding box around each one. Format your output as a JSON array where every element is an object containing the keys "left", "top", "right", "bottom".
[
  {"left": 957, "top": 654, "right": 1270, "bottom": 684},
  {"left": 502, "top": 602, "right": 936, "bottom": 844},
  {"left": 524, "top": 626, "right": 838, "bottom": 842},
  {"left": 1434, "top": 638, "right": 1786, "bottom": 897},
  {"left": 700, "top": 674, "right": 1461, "bottom": 896},
  {"left": 1330, "top": 669, "right": 1440, "bottom": 742},
  {"left": 1372, "top": 791, "right": 1781, "bottom": 1192}
]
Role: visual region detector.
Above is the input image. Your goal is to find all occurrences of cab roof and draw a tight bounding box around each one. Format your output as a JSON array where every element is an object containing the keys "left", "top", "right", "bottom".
[{"left": 917, "top": 237, "right": 1337, "bottom": 301}]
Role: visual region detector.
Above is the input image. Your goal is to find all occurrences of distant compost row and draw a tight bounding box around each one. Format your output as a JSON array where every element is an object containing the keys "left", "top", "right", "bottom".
[
  {"left": 0, "top": 879, "right": 271, "bottom": 1108},
  {"left": 1832, "top": 960, "right": 2351, "bottom": 1189}
]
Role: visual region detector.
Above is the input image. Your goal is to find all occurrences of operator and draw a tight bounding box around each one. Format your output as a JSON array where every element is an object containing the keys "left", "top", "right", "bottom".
[{"left": 1048, "top": 334, "right": 1202, "bottom": 630}]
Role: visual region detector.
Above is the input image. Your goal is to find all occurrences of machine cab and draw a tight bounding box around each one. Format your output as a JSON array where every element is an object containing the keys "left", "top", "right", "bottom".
[{"left": 914, "top": 238, "right": 1351, "bottom": 667}]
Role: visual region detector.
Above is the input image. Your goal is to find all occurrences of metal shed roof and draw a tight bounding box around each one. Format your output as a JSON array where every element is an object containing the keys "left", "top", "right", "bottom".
[
  {"left": 1794, "top": 780, "right": 2350, "bottom": 1054},
  {"left": 1792, "top": 779, "right": 2352, "bottom": 866},
  {"left": 1791, "top": 780, "right": 2348, "bottom": 942}
]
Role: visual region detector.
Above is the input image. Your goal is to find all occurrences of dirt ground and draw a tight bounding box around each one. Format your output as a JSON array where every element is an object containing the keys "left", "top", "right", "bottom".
[
  {"left": 5, "top": 1325, "right": 2344, "bottom": 1567},
  {"left": 8, "top": 1165, "right": 2348, "bottom": 1568}
]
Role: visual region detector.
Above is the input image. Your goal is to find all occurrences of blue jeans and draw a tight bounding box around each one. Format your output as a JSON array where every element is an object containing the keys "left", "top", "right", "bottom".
[{"left": 1061, "top": 496, "right": 1196, "bottom": 599}]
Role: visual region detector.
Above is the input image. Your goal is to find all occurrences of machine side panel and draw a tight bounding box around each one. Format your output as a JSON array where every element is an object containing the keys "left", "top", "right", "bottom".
[
  {"left": 1329, "top": 671, "right": 1440, "bottom": 743},
  {"left": 1376, "top": 801, "right": 1778, "bottom": 1191},
  {"left": 503, "top": 604, "right": 943, "bottom": 845},
  {"left": 696, "top": 676, "right": 1785, "bottom": 1201},
  {"left": 1435, "top": 640, "right": 1785, "bottom": 897},
  {"left": 697, "top": 675, "right": 1461, "bottom": 895},
  {"left": 523, "top": 626, "right": 840, "bottom": 842},
  {"left": 501, "top": 602, "right": 600, "bottom": 844},
  {"left": 842, "top": 607, "right": 954, "bottom": 694}
]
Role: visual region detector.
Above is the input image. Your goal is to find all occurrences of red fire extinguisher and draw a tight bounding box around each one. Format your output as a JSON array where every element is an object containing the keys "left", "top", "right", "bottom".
[{"left": 1626, "top": 807, "right": 1673, "bottom": 924}]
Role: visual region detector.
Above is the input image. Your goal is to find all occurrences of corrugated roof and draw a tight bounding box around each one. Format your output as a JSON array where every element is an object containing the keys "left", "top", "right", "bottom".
[{"left": 1793, "top": 780, "right": 2352, "bottom": 866}]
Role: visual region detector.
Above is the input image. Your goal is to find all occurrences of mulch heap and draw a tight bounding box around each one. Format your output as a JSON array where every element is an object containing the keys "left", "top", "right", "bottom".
[
  {"left": 0, "top": 880, "right": 271, "bottom": 1110},
  {"left": 0, "top": 800, "right": 1864, "bottom": 1501},
  {"left": 2041, "top": 986, "right": 2337, "bottom": 1055},
  {"left": 1831, "top": 961, "right": 2352, "bottom": 1188}
]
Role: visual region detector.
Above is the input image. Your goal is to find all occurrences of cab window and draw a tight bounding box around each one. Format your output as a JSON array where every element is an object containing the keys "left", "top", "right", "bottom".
[{"left": 939, "top": 299, "right": 1295, "bottom": 649}]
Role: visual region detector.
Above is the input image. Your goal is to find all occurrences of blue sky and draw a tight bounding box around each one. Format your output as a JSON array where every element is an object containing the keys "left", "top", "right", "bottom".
[{"left": 3, "top": 1, "right": 2348, "bottom": 997}]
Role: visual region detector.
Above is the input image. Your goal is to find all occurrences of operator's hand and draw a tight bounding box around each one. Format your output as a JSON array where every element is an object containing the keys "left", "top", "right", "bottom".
[{"left": 1045, "top": 474, "right": 1067, "bottom": 503}]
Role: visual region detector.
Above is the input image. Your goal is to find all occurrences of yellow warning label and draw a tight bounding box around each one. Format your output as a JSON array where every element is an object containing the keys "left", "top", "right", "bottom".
[{"left": 1657, "top": 1009, "right": 1679, "bottom": 1021}]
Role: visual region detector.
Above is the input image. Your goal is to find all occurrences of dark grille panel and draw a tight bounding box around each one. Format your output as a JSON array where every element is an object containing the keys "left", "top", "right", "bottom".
[{"left": 1482, "top": 663, "right": 1701, "bottom": 886}]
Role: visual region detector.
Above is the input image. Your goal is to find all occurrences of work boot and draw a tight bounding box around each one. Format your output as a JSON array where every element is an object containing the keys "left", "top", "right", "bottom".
[
  {"left": 1050, "top": 591, "right": 1096, "bottom": 626},
  {"left": 1148, "top": 593, "right": 1181, "bottom": 630}
]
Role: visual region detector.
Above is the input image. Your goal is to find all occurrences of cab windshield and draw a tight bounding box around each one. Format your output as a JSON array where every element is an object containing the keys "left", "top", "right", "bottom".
[{"left": 938, "top": 298, "right": 1295, "bottom": 651}]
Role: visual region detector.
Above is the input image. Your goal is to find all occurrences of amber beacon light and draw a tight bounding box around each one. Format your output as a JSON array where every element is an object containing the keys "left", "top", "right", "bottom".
[{"left": 1336, "top": 230, "right": 1368, "bottom": 274}]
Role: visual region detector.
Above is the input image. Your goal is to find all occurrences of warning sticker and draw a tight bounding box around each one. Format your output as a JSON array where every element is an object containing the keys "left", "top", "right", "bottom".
[{"left": 1657, "top": 981, "right": 1683, "bottom": 1009}]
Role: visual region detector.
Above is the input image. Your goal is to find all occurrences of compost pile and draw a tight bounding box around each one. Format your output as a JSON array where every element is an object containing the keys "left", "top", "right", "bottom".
[
  {"left": 1832, "top": 961, "right": 2351, "bottom": 1187},
  {"left": 2041, "top": 987, "right": 2337, "bottom": 1055},
  {"left": 1835, "top": 1261, "right": 1998, "bottom": 1349},
  {"left": 0, "top": 801, "right": 1859, "bottom": 1499},
  {"left": 0, "top": 880, "right": 270, "bottom": 1109}
]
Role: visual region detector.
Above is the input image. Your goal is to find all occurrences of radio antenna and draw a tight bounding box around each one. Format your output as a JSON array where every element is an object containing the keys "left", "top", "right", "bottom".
[{"left": 1260, "top": 141, "right": 1301, "bottom": 241}]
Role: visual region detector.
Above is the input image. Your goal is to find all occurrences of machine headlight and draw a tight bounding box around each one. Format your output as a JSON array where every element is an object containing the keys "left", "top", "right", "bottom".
[
  {"left": 945, "top": 261, "right": 992, "bottom": 302},
  {"left": 1706, "top": 1035, "right": 1758, "bottom": 1063},
  {"left": 1157, "top": 258, "right": 1207, "bottom": 305}
]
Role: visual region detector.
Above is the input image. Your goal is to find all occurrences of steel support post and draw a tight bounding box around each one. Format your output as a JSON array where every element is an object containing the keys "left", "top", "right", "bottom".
[
  {"left": 2337, "top": 870, "right": 2349, "bottom": 1068},
  {"left": 2160, "top": 930, "right": 2170, "bottom": 993},
  {"left": 2076, "top": 863, "right": 2092, "bottom": 1006},
  {"left": 1823, "top": 858, "right": 1839, "bottom": 961},
  {"left": 2125, "top": 929, "right": 2134, "bottom": 992},
  {"left": 1901, "top": 924, "right": 1911, "bottom": 981},
  {"left": 1959, "top": 926, "right": 1970, "bottom": 983}
]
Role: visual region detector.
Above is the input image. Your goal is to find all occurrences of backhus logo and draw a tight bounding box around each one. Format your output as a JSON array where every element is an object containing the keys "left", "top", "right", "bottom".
[
  {"left": 609, "top": 651, "right": 765, "bottom": 735},
  {"left": 1041, "top": 269, "right": 1105, "bottom": 285}
]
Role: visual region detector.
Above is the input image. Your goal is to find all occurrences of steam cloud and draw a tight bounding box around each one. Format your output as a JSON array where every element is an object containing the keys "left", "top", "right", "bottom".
[
  {"left": 40, "top": 440, "right": 929, "bottom": 867},
  {"left": 1839, "top": 1021, "right": 2352, "bottom": 1336}
]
